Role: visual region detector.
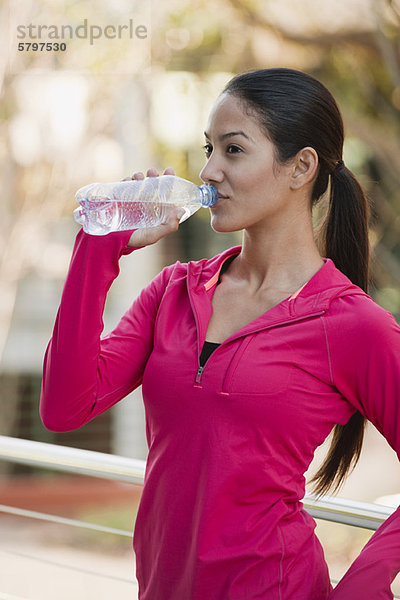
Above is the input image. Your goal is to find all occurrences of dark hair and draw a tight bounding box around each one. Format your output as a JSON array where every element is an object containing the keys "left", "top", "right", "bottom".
[{"left": 223, "top": 68, "right": 370, "bottom": 496}]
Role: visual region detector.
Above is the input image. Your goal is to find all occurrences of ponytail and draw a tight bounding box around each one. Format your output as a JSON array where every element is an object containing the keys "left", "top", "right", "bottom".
[
  {"left": 317, "top": 164, "right": 370, "bottom": 291},
  {"left": 311, "top": 163, "right": 370, "bottom": 496}
]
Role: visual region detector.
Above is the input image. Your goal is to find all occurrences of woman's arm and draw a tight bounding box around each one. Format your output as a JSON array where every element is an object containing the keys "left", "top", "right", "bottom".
[
  {"left": 40, "top": 167, "right": 184, "bottom": 432},
  {"left": 40, "top": 228, "right": 176, "bottom": 432},
  {"left": 326, "top": 295, "right": 400, "bottom": 599}
]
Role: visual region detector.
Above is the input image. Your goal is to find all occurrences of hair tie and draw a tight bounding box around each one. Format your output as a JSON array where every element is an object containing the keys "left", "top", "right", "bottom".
[{"left": 333, "top": 159, "right": 345, "bottom": 174}]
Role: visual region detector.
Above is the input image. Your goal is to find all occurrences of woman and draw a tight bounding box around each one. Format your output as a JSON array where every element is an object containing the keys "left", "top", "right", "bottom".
[{"left": 40, "top": 68, "right": 400, "bottom": 599}]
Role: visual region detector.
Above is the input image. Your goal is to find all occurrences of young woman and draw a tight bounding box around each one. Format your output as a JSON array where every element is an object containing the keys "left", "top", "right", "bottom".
[{"left": 40, "top": 68, "right": 400, "bottom": 599}]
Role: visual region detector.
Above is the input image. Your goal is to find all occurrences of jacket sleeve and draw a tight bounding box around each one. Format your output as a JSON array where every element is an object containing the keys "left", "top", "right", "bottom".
[
  {"left": 326, "top": 295, "right": 400, "bottom": 600},
  {"left": 40, "top": 229, "right": 175, "bottom": 432}
]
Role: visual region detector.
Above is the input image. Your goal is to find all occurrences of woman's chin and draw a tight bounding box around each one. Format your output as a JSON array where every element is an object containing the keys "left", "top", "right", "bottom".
[{"left": 210, "top": 215, "right": 242, "bottom": 234}]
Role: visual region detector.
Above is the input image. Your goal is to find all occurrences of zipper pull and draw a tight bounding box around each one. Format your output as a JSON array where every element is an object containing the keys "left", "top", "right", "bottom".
[{"left": 195, "top": 366, "right": 204, "bottom": 384}]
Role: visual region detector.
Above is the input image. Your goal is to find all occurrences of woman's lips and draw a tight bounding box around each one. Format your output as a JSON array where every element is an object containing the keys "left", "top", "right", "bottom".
[{"left": 211, "top": 194, "right": 227, "bottom": 210}]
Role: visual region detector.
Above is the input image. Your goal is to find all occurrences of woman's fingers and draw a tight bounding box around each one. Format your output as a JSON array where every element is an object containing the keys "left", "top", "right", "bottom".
[
  {"left": 122, "top": 167, "right": 174, "bottom": 181},
  {"left": 127, "top": 207, "right": 185, "bottom": 248},
  {"left": 163, "top": 166, "right": 175, "bottom": 176},
  {"left": 121, "top": 171, "right": 145, "bottom": 181},
  {"left": 121, "top": 167, "right": 181, "bottom": 248}
]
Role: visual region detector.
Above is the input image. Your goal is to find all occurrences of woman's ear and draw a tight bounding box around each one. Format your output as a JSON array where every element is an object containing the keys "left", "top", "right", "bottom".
[{"left": 290, "top": 147, "right": 319, "bottom": 190}]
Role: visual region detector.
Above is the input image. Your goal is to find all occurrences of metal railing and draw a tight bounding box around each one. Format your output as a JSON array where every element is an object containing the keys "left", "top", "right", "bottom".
[
  {"left": 0, "top": 435, "right": 145, "bottom": 483},
  {"left": 0, "top": 435, "right": 398, "bottom": 597},
  {"left": 0, "top": 435, "right": 395, "bottom": 529}
]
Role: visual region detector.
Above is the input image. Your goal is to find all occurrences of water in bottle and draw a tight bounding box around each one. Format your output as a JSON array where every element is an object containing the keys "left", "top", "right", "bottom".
[{"left": 73, "top": 175, "right": 218, "bottom": 235}]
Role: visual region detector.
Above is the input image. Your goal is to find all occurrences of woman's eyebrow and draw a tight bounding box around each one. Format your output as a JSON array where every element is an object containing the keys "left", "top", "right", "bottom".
[{"left": 203, "top": 130, "right": 254, "bottom": 143}]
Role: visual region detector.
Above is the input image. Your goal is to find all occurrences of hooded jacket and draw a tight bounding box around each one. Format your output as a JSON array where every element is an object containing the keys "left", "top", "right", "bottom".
[{"left": 40, "top": 229, "right": 400, "bottom": 599}]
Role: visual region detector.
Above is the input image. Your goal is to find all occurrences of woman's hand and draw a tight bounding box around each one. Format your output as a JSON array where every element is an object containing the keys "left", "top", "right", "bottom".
[{"left": 122, "top": 167, "right": 185, "bottom": 248}]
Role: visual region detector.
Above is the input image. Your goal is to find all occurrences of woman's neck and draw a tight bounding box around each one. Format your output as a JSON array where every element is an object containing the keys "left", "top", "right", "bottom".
[{"left": 231, "top": 221, "right": 324, "bottom": 294}]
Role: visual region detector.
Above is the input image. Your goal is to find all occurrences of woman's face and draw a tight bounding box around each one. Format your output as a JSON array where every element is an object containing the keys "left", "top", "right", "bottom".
[{"left": 199, "top": 93, "right": 295, "bottom": 234}]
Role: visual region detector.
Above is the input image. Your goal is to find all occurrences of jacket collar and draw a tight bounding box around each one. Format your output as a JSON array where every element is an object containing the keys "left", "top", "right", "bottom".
[{"left": 187, "top": 245, "right": 368, "bottom": 324}]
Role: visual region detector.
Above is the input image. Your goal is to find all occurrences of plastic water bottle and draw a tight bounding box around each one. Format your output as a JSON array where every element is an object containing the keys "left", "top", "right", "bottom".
[{"left": 73, "top": 175, "right": 218, "bottom": 235}]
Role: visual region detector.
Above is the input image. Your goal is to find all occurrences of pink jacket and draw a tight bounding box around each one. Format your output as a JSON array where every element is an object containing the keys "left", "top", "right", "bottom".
[{"left": 41, "top": 229, "right": 400, "bottom": 599}]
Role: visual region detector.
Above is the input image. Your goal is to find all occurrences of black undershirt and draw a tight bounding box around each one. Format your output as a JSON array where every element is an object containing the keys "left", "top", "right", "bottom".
[
  {"left": 199, "top": 341, "right": 220, "bottom": 367},
  {"left": 199, "top": 254, "right": 236, "bottom": 367}
]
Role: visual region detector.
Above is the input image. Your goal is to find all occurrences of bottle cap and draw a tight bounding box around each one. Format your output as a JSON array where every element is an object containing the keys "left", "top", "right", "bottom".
[{"left": 199, "top": 185, "right": 218, "bottom": 206}]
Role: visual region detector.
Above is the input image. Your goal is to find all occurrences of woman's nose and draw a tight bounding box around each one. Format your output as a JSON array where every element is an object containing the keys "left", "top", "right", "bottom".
[{"left": 199, "top": 156, "right": 223, "bottom": 184}]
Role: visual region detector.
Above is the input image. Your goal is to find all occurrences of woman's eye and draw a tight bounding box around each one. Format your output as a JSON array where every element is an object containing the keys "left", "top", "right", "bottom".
[
  {"left": 202, "top": 144, "right": 242, "bottom": 156},
  {"left": 227, "top": 145, "right": 242, "bottom": 154}
]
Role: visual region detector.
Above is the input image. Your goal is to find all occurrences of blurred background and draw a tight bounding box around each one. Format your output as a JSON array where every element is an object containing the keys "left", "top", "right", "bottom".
[{"left": 0, "top": 0, "right": 400, "bottom": 598}]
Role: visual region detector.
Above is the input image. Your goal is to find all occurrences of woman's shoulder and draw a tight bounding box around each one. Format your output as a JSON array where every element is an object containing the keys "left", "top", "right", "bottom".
[
  {"left": 165, "top": 245, "right": 242, "bottom": 281},
  {"left": 327, "top": 289, "right": 400, "bottom": 345}
]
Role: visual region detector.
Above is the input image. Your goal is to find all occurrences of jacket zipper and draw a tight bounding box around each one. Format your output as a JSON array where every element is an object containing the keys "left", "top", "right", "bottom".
[
  {"left": 195, "top": 366, "right": 204, "bottom": 384},
  {"left": 187, "top": 275, "right": 206, "bottom": 386},
  {"left": 187, "top": 265, "right": 327, "bottom": 387},
  {"left": 194, "top": 310, "right": 326, "bottom": 387}
]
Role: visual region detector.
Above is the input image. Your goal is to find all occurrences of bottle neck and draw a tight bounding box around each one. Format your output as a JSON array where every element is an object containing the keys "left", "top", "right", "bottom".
[{"left": 199, "top": 185, "right": 218, "bottom": 207}]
